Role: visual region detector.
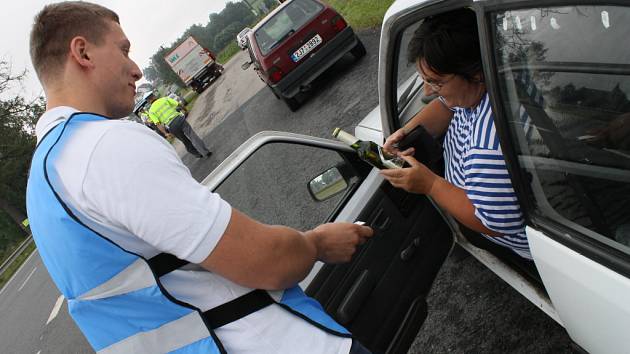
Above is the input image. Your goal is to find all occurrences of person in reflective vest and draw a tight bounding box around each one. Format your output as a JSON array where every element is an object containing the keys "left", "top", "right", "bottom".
[
  {"left": 27, "top": 2, "right": 373, "bottom": 353},
  {"left": 147, "top": 94, "right": 211, "bottom": 158}
]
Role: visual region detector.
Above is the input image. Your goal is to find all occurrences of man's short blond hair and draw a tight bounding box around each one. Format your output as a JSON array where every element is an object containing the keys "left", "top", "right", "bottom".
[{"left": 29, "top": 1, "right": 119, "bottom": 83}]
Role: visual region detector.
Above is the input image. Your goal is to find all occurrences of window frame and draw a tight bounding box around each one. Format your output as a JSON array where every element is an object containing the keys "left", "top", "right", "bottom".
[
  {"left": 209, "top": 138, "right": 371, "bottom": 225},
  {"left": 476, "top": 0, "right": 630, "bottom": 278}
]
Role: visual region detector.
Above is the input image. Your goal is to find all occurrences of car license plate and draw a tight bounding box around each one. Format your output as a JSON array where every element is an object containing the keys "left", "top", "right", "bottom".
[{"left": 291, "top": 34, "right": 322, "bottom": 62}]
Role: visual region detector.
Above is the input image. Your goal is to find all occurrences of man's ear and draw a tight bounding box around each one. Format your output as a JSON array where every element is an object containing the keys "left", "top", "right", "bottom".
[{"left": 69, "top": 36, "right": 93, "bottom": 68}]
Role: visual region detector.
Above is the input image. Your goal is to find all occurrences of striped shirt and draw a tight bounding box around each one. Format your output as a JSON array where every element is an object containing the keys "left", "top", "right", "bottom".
[{"left": 441, "top": 93, "right": 532, "bottom": 259}]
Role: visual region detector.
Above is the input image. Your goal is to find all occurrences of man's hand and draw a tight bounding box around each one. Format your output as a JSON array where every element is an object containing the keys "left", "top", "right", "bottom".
[
  {"left": 305, "top": 222, "right": 373, "bottom": 263},
  {"left": 200, "top": 210, "right": 373, "bottom": 290},
  {"left": 383, "top": 128, "right": 415, "bottom": 156},
  {"left": 380, "top": 154, "right": 438, "bottom": 194}
]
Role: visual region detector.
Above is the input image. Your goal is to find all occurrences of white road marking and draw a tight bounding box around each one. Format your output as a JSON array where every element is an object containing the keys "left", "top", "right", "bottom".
[
  {"left": 0, "top": 249, "right": 39, "bottom": 297},
  {"left": 45, "top": 295, "right": 65, "bottom": 326},
  {"left": 36, "top": 351, "right": 41, "bottom": 354},
  {"left": 17, "top": 267, "right": 37, "bottom": 292}
]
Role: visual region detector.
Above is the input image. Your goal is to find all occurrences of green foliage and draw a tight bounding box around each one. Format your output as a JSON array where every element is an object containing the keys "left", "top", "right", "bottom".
[
  {"left": 0, "top": 61, "right": 45, "bottom": 216},
  {"left": 217, "top": 42, "right": 241, "bottom": 65},
  {"left": 0, "top": 210, "right": 26, "bottom": 263},
  {"left": 0, "top": 60, "right": 43, "bottom": 257},
  {"left": 0, "top": 241, "right": 35, "bottom": 289},
  {"left": 323, "top": 0, "right": 395, "bottom": 29},
  {"left": 214, "top": 22, "right": 246, "bottom": 54}
]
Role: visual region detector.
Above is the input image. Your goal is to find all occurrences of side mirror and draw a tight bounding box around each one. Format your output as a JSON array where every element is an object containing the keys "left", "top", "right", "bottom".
[
  {"left": 308, "top": 167, "right": 349, "bottom": 201},
  {"left": 241, "top": 61, "right": 252, "bottom": 70}
]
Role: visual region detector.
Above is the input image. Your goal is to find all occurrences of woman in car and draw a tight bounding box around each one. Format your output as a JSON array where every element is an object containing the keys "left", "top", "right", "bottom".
[{"left": 381, "top": 9, "right": 532, "bottom": 261}]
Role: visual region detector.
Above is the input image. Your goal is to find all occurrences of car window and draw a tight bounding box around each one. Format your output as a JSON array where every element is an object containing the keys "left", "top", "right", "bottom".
[
  {"left": 238, "top": 28, "right": 250, "bottom": 39},
  {"left": 492, "top": 5, "right": 630, "bottom": 253},
  {"left": 393, "top": 21, "right": 432, "bottom": 127},
  {"left": 214, "top": 143, "right": 358, "bottom": 230},
  {"left": 255, "top": 0, "right": 323, "bottom": 56}
]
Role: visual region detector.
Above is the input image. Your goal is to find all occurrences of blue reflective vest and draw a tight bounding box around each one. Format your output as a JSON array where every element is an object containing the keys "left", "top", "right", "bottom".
[{"left": 26, "top": 113, "right": 350, "bottom": 353}]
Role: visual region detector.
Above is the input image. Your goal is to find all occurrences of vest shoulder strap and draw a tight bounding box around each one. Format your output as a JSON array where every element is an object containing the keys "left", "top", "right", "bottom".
[{"left": 203, "top": 289, "right": 274, "bottom": 329}]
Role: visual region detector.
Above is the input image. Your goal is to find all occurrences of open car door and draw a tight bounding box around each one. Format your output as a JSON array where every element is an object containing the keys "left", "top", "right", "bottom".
[
  {"left": 479, "top": 2, "right": 630, "bottom": 352},
  {"left": 201, "top": 131, "right": 453, "bottom": 353}
]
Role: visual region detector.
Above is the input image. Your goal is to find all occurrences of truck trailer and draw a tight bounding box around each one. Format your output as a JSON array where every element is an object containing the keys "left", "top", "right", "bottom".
[{"left": 164, "top": 36, "right": 224, "bottom": 93}]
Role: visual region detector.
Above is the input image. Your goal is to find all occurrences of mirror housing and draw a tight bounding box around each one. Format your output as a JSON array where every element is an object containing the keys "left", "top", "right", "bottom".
[{"left": 308, "top": 167, "right": 349, "bottom": 201}]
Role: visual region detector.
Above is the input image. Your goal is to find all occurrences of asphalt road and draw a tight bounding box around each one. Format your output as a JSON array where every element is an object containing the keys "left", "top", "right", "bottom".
[{"left": 0, "top": 28, "right": 576, "bottom": 353}]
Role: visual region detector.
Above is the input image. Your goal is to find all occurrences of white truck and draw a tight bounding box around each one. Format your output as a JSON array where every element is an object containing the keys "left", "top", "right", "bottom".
[{"left": 164, "top": 36, "right": 224, "bottom": 93}]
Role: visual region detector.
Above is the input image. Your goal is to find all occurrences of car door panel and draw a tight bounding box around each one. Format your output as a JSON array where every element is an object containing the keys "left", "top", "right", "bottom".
[
  {"left": 204, "top": 132, "right": 453, "bottom": 353},
  {"left": 528, "top": 227, "right": 630, "bottom": 353},
  {"left": 307, "top": 180, "right": 452, "bottom": 353},
  {"left": 481, "top": 3, "right": 630, "bottom": 351}
]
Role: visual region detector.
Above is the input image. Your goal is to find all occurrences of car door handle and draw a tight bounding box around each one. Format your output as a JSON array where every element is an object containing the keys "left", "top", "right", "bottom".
[
  {"left": 400, "top": 236, "right": 422, "bottom": 262},
  {"left": 370, "top": 209, "right": 391, "bottom": 231},
  {"left": 336, "top": 270, "right": 373, "bottom": 325}
]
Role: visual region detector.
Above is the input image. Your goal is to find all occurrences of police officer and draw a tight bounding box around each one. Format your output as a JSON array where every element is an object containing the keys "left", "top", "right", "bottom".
[{"left": 147, "top": 92, "right": 211, "bottom": 158}]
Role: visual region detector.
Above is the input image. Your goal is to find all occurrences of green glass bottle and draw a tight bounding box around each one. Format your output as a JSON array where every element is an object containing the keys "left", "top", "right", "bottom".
[{"left": 333, "top": 128, "right": 403, "bottom": 169}]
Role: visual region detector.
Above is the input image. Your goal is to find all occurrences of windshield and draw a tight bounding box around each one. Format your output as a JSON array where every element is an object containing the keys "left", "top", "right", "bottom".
[
  {"left": 255, "top": 0, "right": 323, "bottom": 56},
  {"left": 238, "top": 28, "right": 250, "bottom": 38}
]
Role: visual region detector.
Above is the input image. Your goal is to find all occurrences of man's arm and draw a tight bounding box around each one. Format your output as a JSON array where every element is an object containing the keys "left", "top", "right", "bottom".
[{"left": 199, "top": 209, "right": 373, "bottom": 290}]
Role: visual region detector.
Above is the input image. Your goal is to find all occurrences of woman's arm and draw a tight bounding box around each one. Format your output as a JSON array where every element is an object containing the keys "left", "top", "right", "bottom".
[
  {"left": 384, "top": 98, "right": 453, "bottom": 155},
  {"left": 380, "top": 154, "right": 500, "bottom": 236}
]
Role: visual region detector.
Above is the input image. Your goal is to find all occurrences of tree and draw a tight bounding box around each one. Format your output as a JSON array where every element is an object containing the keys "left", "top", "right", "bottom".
[
  {"left": 0, "top": 60, "right": 45, "bottom": 234},
  {"left": 214, "top": 22, "right": 246, "bottom": 51},
  {"left": 142, "top": 66, "right": 159, "bottom": 84}
]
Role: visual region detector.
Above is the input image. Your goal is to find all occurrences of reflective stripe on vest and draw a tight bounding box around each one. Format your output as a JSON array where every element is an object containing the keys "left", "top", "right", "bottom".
[
  {"left": 26, "top": 113, "right": 350, "bottom": 353},
  {"left": 27, "top": 113, "right": 223, "bottom": 354},
  {"left": 149, "top": 97, "right": 180, "bottom": 125}
]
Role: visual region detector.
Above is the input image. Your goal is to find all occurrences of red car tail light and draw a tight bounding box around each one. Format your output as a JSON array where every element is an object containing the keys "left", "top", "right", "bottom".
[
  {"left": 331, "top": 15, "right": 347, "bottom": 32},
  {"left": 268, "top": 66, "right": 284, "bottom": 84}
]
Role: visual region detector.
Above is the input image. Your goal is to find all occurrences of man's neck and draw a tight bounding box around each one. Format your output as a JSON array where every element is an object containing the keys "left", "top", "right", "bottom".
[{"left": 44, "top": 76, "right": 108, "bottom": 116}]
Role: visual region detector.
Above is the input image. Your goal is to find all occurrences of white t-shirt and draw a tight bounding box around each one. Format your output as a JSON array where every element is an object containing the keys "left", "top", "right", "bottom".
[{"left": 36, "top": 107, "right": 352, "bottom": 354}]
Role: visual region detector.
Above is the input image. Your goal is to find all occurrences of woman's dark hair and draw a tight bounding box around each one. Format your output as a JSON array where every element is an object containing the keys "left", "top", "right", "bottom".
[{"left": 407, "top": 9, "right": 482, "bottom": 82}]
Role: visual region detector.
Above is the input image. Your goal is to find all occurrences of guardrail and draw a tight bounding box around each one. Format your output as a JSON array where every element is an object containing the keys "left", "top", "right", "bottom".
[{"left": 0, "top": 235, "right": 34, "bottom": 279}]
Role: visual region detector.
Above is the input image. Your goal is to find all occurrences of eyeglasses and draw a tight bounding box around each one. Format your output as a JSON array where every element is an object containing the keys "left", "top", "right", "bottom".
[{"left": 421, "top": 74, "right": 455, "bottom": 92}]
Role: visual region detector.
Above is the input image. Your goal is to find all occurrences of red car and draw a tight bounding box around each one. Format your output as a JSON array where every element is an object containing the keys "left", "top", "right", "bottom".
[{"left": 242, "top": 0, "right": 366, "bottom": 111}]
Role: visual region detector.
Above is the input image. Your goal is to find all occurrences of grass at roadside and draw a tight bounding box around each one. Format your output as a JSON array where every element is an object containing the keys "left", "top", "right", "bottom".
[
  {"left": 0, "top": 241, "right": 36, "bottom": 290},
  {"left": 324, "top": 0, "right": 396, "bottom": 29},
  {"left": 217, "top": 42, "right": 241, "bottom": 65}
]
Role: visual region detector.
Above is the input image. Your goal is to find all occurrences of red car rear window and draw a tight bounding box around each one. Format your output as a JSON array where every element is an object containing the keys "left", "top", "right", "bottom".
[{"left": 255, "top": 0, "right": 324, "bottom": 56}]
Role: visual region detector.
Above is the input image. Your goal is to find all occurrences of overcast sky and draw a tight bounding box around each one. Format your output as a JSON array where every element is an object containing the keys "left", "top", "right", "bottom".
[{"left": 1, "top": 0, "right": 230, "bottom": 100}]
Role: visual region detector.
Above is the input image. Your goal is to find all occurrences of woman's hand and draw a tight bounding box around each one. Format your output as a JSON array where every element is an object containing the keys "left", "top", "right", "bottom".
[
  {"left": 380, "top": 154, "right": 438, "bottom": 194},
  {"left": 383, "top": 128, "right": 415, "bottom": 156}
]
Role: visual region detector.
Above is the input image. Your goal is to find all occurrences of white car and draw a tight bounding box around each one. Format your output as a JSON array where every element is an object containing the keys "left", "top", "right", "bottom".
[
  {"left": 236, "top": 27, "right": 251, "bottom": 50},
  {"left": 206, "top": 1, "right": 630, "bottom": 353}
]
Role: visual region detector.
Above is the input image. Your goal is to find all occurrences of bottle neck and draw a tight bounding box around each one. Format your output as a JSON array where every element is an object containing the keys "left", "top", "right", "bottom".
[{"left": 335, "top": 129, "right": 359, "bottom": 146}]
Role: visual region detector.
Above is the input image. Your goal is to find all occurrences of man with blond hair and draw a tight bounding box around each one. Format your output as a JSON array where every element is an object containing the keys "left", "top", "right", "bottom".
[{"left": 26, "top": 2, "right": 373, "bottom": 353}]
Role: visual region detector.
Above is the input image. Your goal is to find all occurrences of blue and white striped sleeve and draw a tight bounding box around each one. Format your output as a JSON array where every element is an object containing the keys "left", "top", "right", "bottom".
[
  {"left": 463, "top": 147, "right": 525, "bottom": 235},
  {"left": 463, "top": 104, "right": 525, "bottom": 235}
]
